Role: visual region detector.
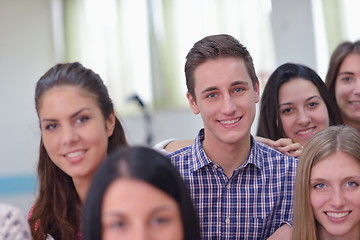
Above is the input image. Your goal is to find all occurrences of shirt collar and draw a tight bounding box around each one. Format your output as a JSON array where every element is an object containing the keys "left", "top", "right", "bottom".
[{"left": 190, "top": 129, "right": 263, "bottom": 173}]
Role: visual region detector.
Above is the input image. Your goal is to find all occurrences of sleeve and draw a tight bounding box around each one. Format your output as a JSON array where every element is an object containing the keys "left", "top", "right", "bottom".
[
  {"left": 152, "top": 138, "right": 178, "bottom": 155},
  {"left": 0, "top": 203, "right": 32, "bottom": 240},
  {"left": 280, "top": 157, "right": 298, "bottom": 227}
]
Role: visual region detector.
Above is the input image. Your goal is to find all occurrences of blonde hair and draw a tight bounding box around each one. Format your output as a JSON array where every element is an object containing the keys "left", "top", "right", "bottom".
[{"left": 292, "top": 125, "right": 360, "bottom": 240}]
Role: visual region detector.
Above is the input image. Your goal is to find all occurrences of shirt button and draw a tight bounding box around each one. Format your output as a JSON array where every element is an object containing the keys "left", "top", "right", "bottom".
[
  {"left": 226, "top": 184, "right": 231, "bottom": 189},
  {"left": 225, "top": 217, "right": 230, "bottom": 224}
]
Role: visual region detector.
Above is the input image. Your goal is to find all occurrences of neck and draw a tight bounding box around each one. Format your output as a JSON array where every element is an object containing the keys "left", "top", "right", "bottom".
[
  {"left": 72, "top": 177, "right": 91, "bottom": 204},
  {"left": 343, "top": 117, "right": 360, "bottom": 132},
  {"left": 202, "top": 134, "right": 251, "bottom": 178}
]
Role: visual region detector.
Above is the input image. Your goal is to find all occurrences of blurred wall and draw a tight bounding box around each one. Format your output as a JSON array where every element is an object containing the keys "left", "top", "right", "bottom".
[{"left": 0, "top": 0, "right": 56, "bottom": 213}]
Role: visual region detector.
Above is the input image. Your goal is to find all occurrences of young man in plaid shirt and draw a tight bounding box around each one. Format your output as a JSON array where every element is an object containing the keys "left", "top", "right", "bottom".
[{"left": 168, "top": 34, "right": 297, "bottom": 240}]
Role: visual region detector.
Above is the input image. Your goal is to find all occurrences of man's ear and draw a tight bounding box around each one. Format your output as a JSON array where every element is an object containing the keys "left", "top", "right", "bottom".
[
  {"left": 186, "top": 92, "right": 200, "bottom": 115},
  {"left": 106, "top": 112, "right": 116, "bottom": 137}
]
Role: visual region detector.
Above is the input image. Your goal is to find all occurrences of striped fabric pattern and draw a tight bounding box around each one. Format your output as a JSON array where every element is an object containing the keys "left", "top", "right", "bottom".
[{"left": 169, "top": 129, "right": 298, "bottom": 240}]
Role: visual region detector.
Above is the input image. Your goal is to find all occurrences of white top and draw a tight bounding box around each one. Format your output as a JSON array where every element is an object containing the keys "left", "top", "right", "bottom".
[
  {"left": 0, "top": 203, "right": 32, "bottom": 240},
  {"left": 152, "top": 138, "right": 177, "bottom": 155}
]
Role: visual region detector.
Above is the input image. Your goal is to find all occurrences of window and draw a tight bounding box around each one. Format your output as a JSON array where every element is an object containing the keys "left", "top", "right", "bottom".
[{"left": 54, "top": 0, "right": 276, "bottom": 115}]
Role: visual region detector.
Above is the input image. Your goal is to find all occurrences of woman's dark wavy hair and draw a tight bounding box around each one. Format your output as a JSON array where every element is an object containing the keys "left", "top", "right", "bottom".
[
  {"left": 83, "top": 146, "right": 201, "bottom": 240},
  {"left": 29, "top": 62, "right": 127, "bottom": 240},
  {"left": 256, "top": 62, "right": 342, "bottom": 141},
  {"left": 325, "top": 40, "right": 360, "bottom": 120}
]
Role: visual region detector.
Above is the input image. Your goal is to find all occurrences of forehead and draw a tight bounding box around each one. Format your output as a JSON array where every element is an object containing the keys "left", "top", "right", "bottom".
[
  {"left": 193, "top": 57, "right": 252, "bottom": 91},
  {"left": 279, "top": 78, "right": 320, "bottom": 101},
  {"left": 311, "top": 151, "right": 360, "bottom": 177},
  {"left": 38, "top": 86, "right": 98, "bottom": 115},
  {"left": 339, "top": 53, "right": 360, "bottom": 71},
  {"left": 103, "top": 178, "right": 176, "bottom": 206}
]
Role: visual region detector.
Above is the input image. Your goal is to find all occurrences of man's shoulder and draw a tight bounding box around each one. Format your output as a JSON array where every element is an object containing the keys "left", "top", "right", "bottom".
[
  {"left": 254, "top": 141, "right": 298, "bottom": 164},
  {"left": 167, "top": 145, "right": 193, "bottom": 161}
]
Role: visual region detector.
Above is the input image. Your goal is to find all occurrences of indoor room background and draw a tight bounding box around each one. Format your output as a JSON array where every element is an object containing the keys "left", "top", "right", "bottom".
[{"left": 0, "top": 0, "right": 359, "bottom": 213}]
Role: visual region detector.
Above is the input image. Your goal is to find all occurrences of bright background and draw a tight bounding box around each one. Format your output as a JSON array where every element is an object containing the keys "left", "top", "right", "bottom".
[{"left": 0, "top": 0, "right": 359, "bottom": 213}]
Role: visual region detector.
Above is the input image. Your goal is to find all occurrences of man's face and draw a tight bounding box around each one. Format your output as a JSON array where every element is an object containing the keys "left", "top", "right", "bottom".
[{"left": 187, "top": 57, "right": 259, "bottom": 146}]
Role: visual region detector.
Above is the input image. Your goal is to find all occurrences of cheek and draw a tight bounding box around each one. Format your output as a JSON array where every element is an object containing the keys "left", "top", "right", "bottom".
[
  {"left": 280, "top": 116, "right": 293, "bottom": 137},
  {"left": 315, "top": 107, "right": 330, "bottom": 126},
  {"left": 310, "top": 191, "right": 326, "bottom": 211},
  {"left": 335, "top": 83, "right": 349, "bottom": 102},
  {"left": 42, "top": 133, "right": 56, "bottom": 155}
]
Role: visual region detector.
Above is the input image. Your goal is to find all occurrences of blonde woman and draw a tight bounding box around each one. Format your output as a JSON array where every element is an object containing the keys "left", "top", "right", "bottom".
[{"left": 293, "top": 125, "right": 360, "bottom": 240}]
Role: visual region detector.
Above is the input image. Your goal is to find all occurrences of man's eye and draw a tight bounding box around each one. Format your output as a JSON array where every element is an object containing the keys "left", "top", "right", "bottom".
[
  {"left": 206, "top": 93, "right": 217, "bottom": 98},
  {"left": 233, "top": 87, "right": 243, "bottom": 93}
]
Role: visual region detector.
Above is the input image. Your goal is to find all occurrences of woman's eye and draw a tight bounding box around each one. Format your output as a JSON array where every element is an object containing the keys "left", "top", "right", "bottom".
[
  {"left": 109, "top": 221, "right": 126, "bottom": 229},
  {"left": 313, "top": 183, "right": 326, "bottom": 189},
  {"left": 341, "top": 76, "right": 352, "bottom": 82},
  {"left": 281, "top": 108, "right": 292, "bottom": 114},
  {"left": 346, "top": 181, "right": 359, "bottom": 188},
  {"left": 76, "top": 116, "right": 89, "bottom": 124},
  {"left": 45, "top": 123, "right": 57, "bottom": 130},
  {"left": 151, "top": 217, "right": 170, "bottom": 226},
  {"left": 308, "top": 102, "right": 319, "bottom": 108}
]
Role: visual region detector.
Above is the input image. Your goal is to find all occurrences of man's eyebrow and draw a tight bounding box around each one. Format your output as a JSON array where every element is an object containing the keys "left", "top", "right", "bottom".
[{"left": 200, "top": 81, "right": 249, "bottom": 95}]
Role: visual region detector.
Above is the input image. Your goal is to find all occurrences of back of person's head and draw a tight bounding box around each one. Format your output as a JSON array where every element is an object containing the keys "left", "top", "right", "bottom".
[
  {"left": 256, "top": 62, "right": 342, "bottom": 141},
  {"left": 293, "top": 125, "right": 360, "bottom": 240},
  {"left": 325, "top": 40, "right": 360, "bottom": 104},
  {"left": 184, "top": 34, "right": 258, "bottom": 99},
  {"left": 83, "top": 146, "right": 201, "bottom": 240}
]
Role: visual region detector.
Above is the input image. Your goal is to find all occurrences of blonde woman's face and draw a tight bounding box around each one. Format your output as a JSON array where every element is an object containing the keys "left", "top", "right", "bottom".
[
  {"left": 101, "top": 178, "right": 183, "bottom": 240},
  {"left": 310, "top": 151, "right": 360, "bottom": 239}
]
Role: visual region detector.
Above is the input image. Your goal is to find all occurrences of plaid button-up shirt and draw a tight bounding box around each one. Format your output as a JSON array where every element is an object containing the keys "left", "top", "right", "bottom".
[{"left": 168, "top": 129, "right": 298, "bottom": 240}]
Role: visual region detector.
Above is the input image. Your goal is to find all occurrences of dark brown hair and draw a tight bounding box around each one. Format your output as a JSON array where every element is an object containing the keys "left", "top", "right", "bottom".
[{"left": 184, "top": 34, "right": 258, "bottom": 100}]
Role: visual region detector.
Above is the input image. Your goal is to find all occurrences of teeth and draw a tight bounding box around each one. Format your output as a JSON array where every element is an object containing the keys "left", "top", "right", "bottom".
[
  {"left": 65, "top": 151, "right": 85, "bottom": 158},
  {"left": 351, "top": 101, "right": 360, "bottom": 105},
  {"left": 220, "top": 118, "right": 240, "bottom": 124},
  {"left": 326, "top": 211, "right": 350, "bottom": 218},
  {"left": 297, "top": 128, "right": 314, "bottom": 135}
]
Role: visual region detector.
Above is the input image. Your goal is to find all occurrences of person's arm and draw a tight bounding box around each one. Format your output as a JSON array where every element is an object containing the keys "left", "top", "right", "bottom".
[
  {"left": 255, "top": 136, "right": 302, "bottom": 157},
  {"left": 165, "top": 139, "right": 193, "bottom": 152},
  {"left": 267, "top": 224, "right": 292, "bottom": 240}
]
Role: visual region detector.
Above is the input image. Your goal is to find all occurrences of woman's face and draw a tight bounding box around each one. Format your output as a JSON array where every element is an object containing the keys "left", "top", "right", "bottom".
[
  {"left": 310, "top": 151, "right": 360, "bottom": 239},
  {"left": 102, "top": 178, "right": 183, "bottom": 240},
  {"left": 335, "top": 53, "right": 360, "bottom": 129},
  {"left": 278, "top": 78, "right": 329, "bottom": 146},
  {"left": 38, "top": 86, "right": 115, "bottom": 184}
]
